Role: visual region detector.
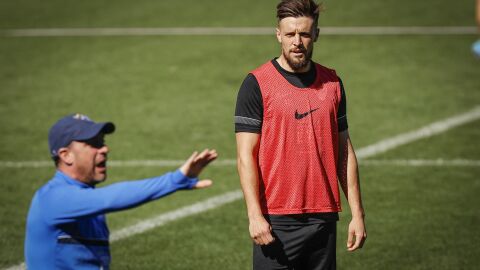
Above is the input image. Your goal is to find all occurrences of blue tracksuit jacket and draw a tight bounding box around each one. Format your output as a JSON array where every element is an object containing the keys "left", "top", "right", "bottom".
[{"left": 25, "top": 169, "right": 198, "bottom": 269}]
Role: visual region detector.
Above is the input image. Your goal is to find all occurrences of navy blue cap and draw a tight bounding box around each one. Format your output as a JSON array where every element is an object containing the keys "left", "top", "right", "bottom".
[{"left": 48, "top": 113, "right": 115, "bottom": 157}]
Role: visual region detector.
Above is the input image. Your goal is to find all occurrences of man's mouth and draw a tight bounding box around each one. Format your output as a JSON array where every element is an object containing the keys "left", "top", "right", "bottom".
[
  {"left": 291, "top": 49, "right": 305, "bottom": 56},
  {"left": 96, "top": 161, "right": 107, "bottom": 169}
]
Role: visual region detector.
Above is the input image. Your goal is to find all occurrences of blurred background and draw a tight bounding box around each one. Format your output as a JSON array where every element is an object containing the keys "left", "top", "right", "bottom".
[{"left": 0, "top": 0, "right": 479, "bottom": 269}]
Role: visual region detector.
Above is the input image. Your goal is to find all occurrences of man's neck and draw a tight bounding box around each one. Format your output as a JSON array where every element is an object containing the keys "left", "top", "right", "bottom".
[{"left": 57, "top": 166, "right": 95, "bottom": 186}]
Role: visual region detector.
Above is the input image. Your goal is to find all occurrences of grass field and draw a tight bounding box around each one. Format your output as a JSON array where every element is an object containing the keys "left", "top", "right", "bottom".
[{"left": 1, "top": 0, "right": 479, "bottom": 269}]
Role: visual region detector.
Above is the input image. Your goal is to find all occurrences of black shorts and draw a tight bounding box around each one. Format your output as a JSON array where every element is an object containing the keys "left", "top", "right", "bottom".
[{"left": 253, "top": 222, "right": 336, "bottom": 270}]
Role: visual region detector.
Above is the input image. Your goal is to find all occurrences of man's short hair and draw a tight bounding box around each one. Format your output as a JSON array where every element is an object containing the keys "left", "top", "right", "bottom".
[
  {"left": 276, "top": 0, "right": 323, "bottom": 26},
  {"left": 53, "top": 156, "right": 60, "bottom": 167}
]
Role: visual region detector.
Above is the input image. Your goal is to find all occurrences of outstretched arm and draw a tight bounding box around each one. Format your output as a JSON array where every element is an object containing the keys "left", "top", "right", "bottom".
[
  {"left": 236, "top": 132, "right": 275, "bottom": 245},
  {"left": 45, "top": 149, "right": 217, "bottom": 224},
  {"left": 338, "top": 130, "right": 366, "bottom": 251}
]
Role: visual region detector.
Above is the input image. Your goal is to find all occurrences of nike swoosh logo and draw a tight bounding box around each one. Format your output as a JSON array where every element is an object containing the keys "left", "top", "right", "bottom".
[{"left": 295, "top": 108, "right": 319, "bottom": 120}]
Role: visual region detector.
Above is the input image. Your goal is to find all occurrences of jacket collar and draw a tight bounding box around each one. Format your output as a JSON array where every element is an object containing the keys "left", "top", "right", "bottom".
[{"left": 54, "top": 170, "right": 94, "bottom": 189}]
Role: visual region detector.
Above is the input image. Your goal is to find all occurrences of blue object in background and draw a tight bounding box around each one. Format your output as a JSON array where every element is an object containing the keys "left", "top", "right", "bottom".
[{"left": 473, "top": 40, "right": 480, "bottom": 58}]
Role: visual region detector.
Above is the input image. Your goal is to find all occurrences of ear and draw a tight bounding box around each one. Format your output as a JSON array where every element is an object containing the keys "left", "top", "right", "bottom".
[
  {"left": 276, "top": 27, "right": 282, "bottom": 43},
  {"left": 314, "top": 28, "right": 320, "bottom": 42},
  {"left": 57, "top": 147, "right": 74, "bottom": 166}
]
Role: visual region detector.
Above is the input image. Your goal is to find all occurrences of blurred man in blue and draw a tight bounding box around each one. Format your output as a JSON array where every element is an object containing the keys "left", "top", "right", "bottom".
[{"left": 25, "top": 113, "right": 217, "bottom": 269}]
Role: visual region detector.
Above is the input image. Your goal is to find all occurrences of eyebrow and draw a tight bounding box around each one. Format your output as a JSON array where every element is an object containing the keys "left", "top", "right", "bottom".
[{"left": 284, "top": 29, "right": 312, "bottom": 35}]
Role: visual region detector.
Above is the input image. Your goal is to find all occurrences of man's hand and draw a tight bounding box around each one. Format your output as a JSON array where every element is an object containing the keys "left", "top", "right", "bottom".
[
  {"left": 347, "top": 216, "right": 367, "bottom": 251},
  {"left": 249, "top": 215, "right": 275, "bottom": 245},
  {"left": 179, "top": 149, "right": 218, "bottom": 189}
]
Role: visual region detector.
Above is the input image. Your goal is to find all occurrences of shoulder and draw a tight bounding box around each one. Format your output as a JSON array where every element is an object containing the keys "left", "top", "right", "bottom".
[
  {"left": 251, "top": 61, "right": 275, "bottom": 77},
  {"left": 241, "top": 73, "right": 259, "bottom": 89},
  {"left": 313, "top": 62, "right": 338, "bottom": 78},
  {"left": 36, "top": 176, "right": 78, "bottom": 202}
]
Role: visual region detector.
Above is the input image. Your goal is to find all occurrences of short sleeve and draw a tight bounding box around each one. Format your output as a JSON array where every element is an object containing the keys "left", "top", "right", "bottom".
[
  {"left": 338, "top": 77, "right": 348, "bottom": 132},
  {"left": 234, "top": 74, "right": 263, "bottom": 133}
]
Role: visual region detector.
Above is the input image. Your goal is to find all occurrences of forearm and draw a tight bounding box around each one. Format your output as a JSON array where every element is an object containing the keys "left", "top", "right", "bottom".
[
  {"left": 344, "top": 142, "right": 367, "bottom": 251},
  {"left": 345, "top": 142, "right": 364, "bottom": 218},
  {"left": 237, "top": 149, "right": 275, "bottom": 245},
  {"left": 337, "top": 132, "right": 348, "bottom": 196},
  {"left": 100, "top": 170, "right": 197, "bottom": 211},
  {"left": 237, "top": 155, "right": 264, "bottom": 219},
  {"left": 477, "top": 0, "right": 480, "bottom": 28},
  {"left": 48, "top": 170, "right": 197, "bottom": 223}
]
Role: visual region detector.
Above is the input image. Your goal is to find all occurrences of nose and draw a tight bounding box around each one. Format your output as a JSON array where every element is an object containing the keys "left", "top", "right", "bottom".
[
  {"left": 99, "top": 145, "right": 109, "bottom": 154},
  {"left": 293, "top": 33, "right": 302, "bottom": 46}
]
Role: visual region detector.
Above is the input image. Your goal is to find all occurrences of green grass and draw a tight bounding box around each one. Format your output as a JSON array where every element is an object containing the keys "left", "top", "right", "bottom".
[
  {"left": 0, "top": 0, "right": 475, "bottom": 28},
  {"left": 339, "top": 166, "right": 480, "bottom": 270},
  {"left": 1, "top": 0, "right": 480, "bottom": 268},
  {"left": 1, "top": 36, "right": 479, "bottom": 161},
  {"left": 374, "top": 120, "right": 480, "bottom": 160},
  {"left": 107, "top": 167, "right": 480, "bottom": 270}
]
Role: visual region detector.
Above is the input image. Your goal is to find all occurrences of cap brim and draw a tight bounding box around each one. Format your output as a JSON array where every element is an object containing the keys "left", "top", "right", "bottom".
[
  {"left": 100, "top": 122, "right": 115, "bottom": 134},
  {"left": 74, "top": 122, "right": 115, "bottom": 141}
]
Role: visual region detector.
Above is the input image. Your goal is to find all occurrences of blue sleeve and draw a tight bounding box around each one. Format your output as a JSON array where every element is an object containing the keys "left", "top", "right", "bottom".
[{"left": 43, "top": 170, "right": 197, "bottom": 224}]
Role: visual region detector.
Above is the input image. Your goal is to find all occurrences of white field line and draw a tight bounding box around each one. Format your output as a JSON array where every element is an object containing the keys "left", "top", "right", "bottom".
[
  {"left": 361, "top": 159, "right": 480, "bottom": 167},
  {"left": 356, "top": 106, "right": 480, "bottom": 158},
  {"left": 110, "top": 190, "right": 243, "bottom": 242},
  {"left": 2, "top": 158, "right": 480, "bottom": 169},
  {"left": 3, "top": 106, "right": 480, "bottom": 270},
  {"left": 3, "top": 264, "right": 24, "bottom": 270},
  {"left": 2, "top": 106, "right": 480, "bottom": 169},
  {"left": 0, "top": 159, "right": 236, "bottom": 168},
  {"left": 0, "top": 26, "right": 476, "bottom": 37}
]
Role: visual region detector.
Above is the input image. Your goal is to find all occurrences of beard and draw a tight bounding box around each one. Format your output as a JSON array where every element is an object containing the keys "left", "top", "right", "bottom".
[{"left": 283, "top": 46, "right": 313, "bottom": 71}]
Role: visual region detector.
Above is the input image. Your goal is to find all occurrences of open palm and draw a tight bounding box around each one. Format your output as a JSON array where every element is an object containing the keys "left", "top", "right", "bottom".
[{"left": 179, "top": 149, "right": 218, "bottom": 189}]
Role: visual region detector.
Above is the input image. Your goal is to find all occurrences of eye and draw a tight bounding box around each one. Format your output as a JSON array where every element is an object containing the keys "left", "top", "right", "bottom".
[{"left": 82, "top": 136, "right": 105, "bottom": 149}]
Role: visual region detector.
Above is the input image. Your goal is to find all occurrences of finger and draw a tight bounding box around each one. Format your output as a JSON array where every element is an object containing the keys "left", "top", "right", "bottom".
[
  {"left": 258, "top": 226, "right": 275, "bottom": 245},
  {"left": 348, "top": 233, "right": 366, "bottom": 251},
  {"left": 194, "top": 149, "right": 210, "bottom": 161},
  {"left": 264, "top": 232, "right": 275, "bottom": 245},
  {"left": 186, "top": 151, "right": 198, "bottom": 164},
  {"left": 259, "top": 235, "right": 270, "bottom": 245},
  {"left": 207, "top": 150, "right": 218, "bottom": 161},
  {"left": 195, "top": 149, "right": 218, "bottom": 166},
  {"left": 348, "top": 234, "right": 362, "bottom": 251},
  {"left": 266, "top": 225, "right": 275, "bottom": 244},
  {"left": 203, "top": 151, "right": 218, "bottom": 164},
  {"left": 193, "top": 179, "right": 212, "bottom": 189},
  {"left": 252, "top": 231, "right": 268, "bottom": 245},
  {"left": 251, "top": 233, "right": 261, "bottom": 245},
  {"left": 258, "top": 232, "right": 268, "bottom": 245},
  {"left": 179, "top": 151, "right": 198, "bottom": 176},
  {"left": 347, "top": 230, "right": 354, "bottom": 248},
  {"left": 358, "top": 233, "right": 367, "bottom": 248}
]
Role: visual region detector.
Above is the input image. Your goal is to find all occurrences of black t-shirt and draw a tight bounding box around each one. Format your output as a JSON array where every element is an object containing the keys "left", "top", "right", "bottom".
[{"left": 235, "top": 58, "right": 348, "bottom": 134}]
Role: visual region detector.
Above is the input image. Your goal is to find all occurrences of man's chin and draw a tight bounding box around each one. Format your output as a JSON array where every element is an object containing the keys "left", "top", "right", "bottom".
[
  {"left": 93, "top": 173, "right": 107, "bottom": 184},
  {"left": 287, "top": 58, "right": 309, "bottom": 71},
  {"left": 283, "top": 49, "right": 312, "bottom": 71}
]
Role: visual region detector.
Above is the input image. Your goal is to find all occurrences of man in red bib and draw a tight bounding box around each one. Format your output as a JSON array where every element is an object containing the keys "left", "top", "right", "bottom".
[{"left": 235, "top": 1, "right": 366, "bottom": 269}]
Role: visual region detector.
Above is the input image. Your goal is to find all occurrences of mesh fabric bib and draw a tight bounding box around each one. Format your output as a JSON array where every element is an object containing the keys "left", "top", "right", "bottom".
[{"left": 252, "top": 61, "right": 342, "bottom": 214}]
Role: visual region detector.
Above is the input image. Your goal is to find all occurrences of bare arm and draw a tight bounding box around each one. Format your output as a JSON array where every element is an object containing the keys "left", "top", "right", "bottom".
[
  {"left": 476, "top": 0, "right": 480, "bottom": 28},
  {"left": 236, "top": 132, "right": 274, "bottom": 245},
  {"left": 338, "top": 130, "right": 367, "bottom": 251}
]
